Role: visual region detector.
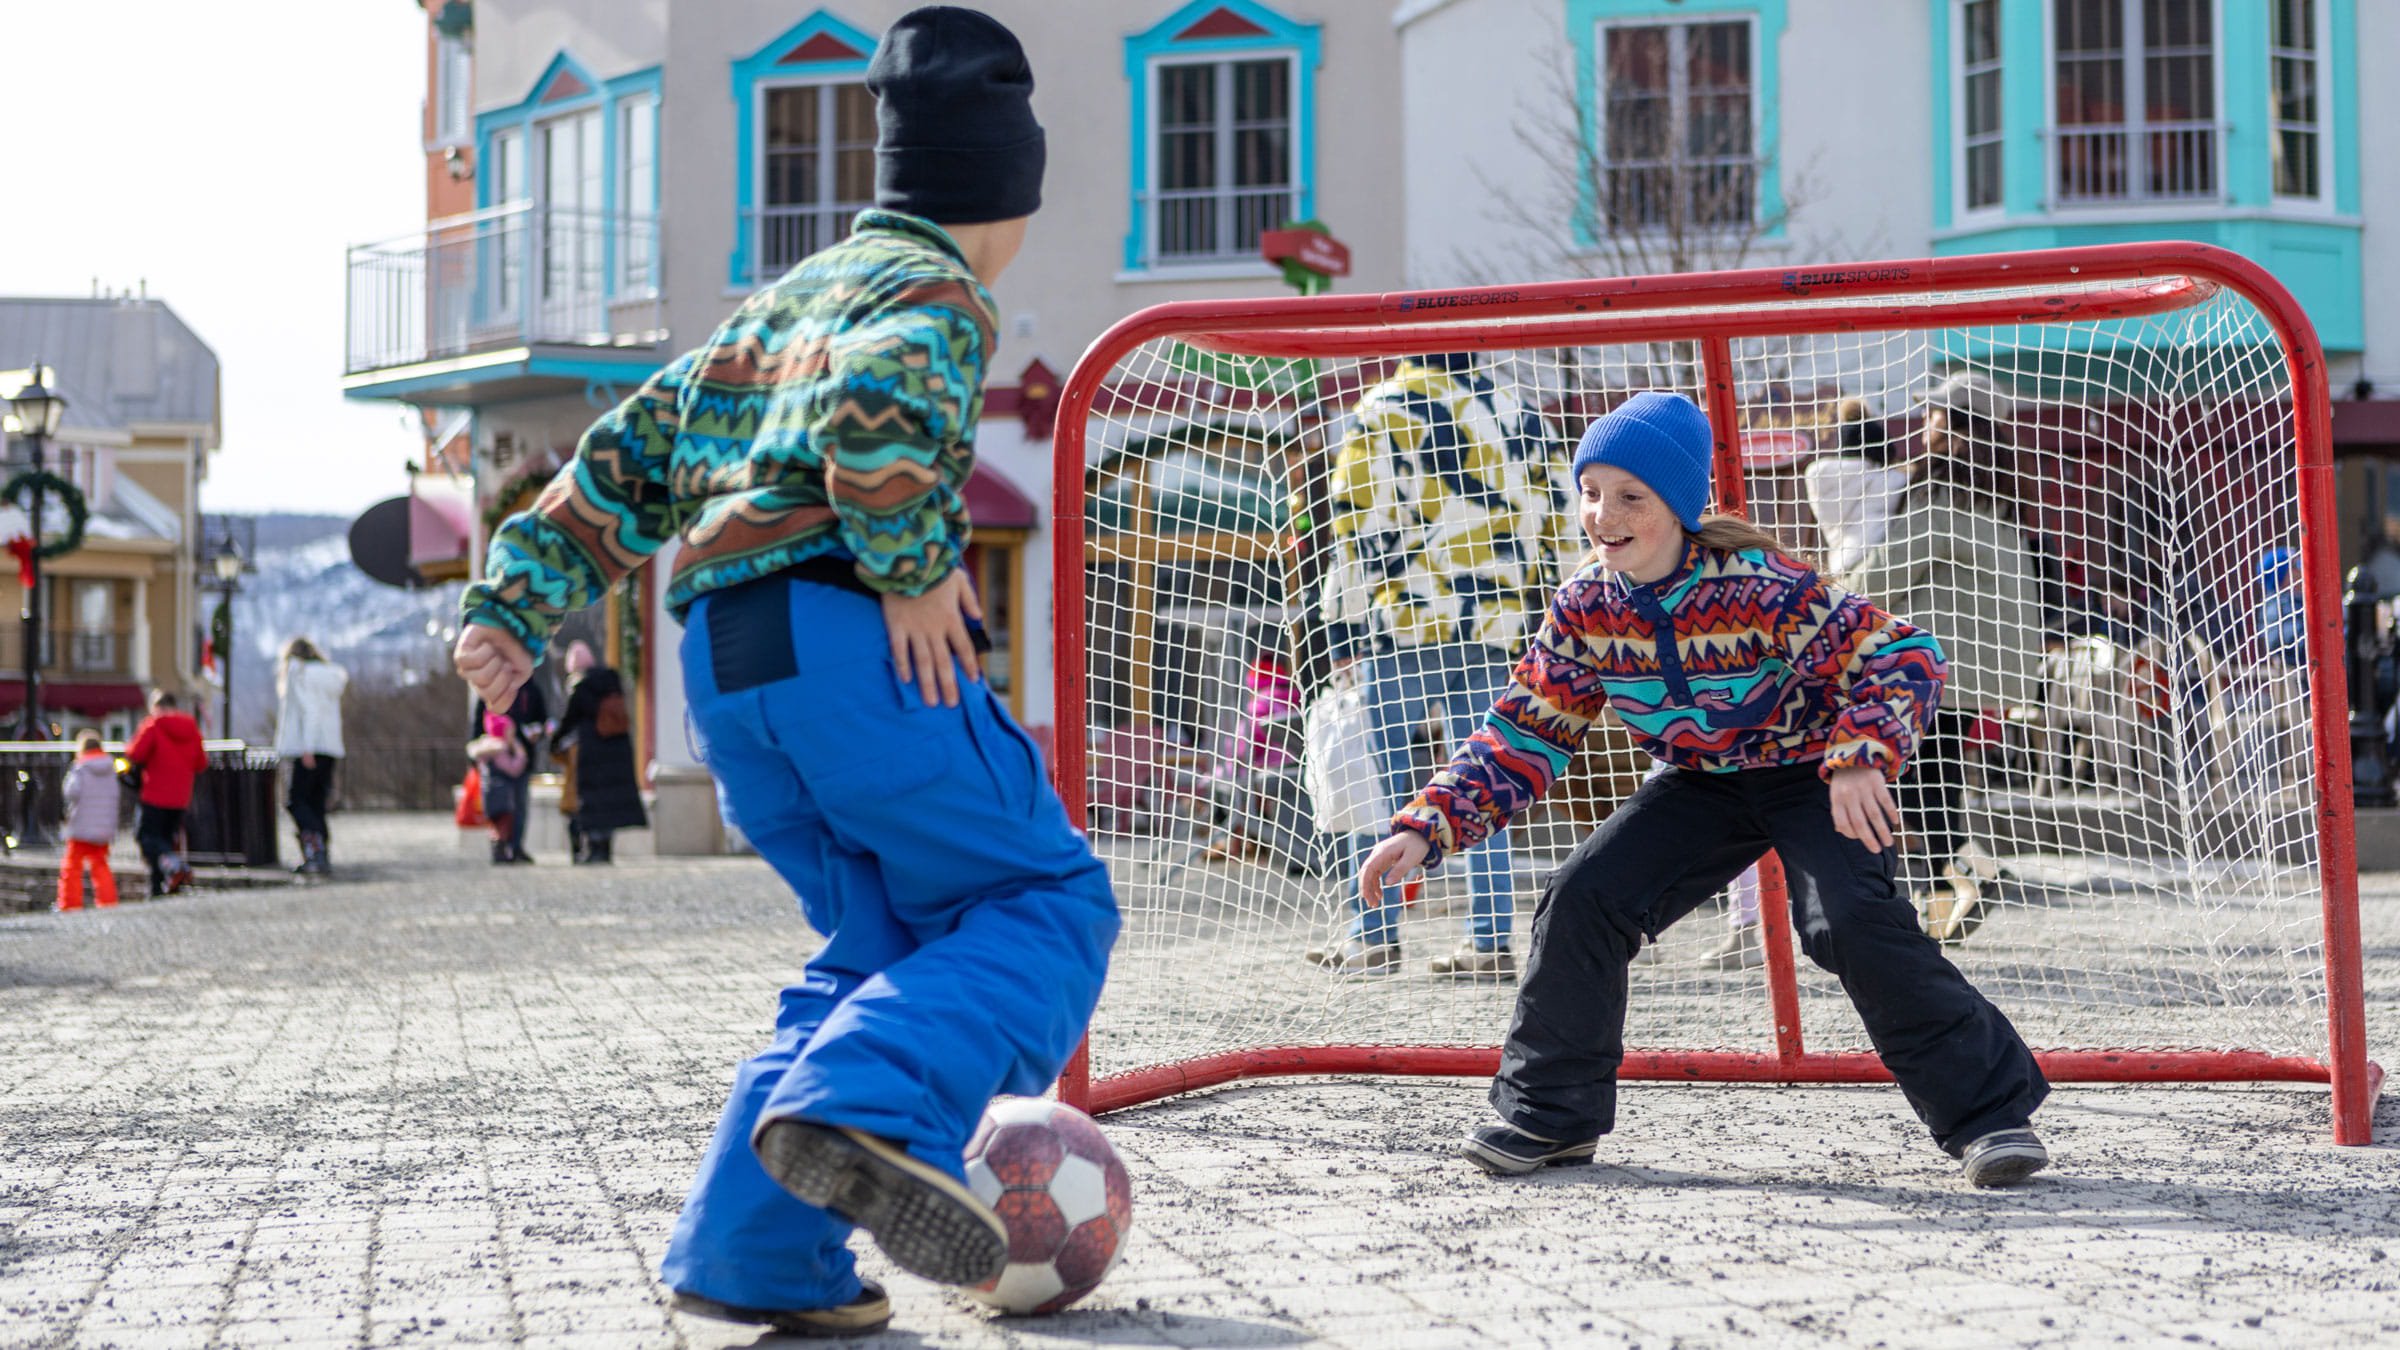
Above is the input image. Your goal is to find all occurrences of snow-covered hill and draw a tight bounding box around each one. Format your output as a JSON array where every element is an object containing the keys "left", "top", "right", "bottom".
[{"left": 222, "top": 516, "right": 463, "bottom": 742}]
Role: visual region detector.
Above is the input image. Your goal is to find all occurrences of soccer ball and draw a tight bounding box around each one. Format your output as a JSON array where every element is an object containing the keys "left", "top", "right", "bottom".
[{"left": 962, "top": 1096, "right": 1133, "bottom": 1314}]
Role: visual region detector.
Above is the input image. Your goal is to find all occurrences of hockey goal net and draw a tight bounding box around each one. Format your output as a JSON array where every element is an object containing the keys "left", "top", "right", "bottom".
[{"left": 1048, "top": 243, "right": 2377, "bottom": 1144}]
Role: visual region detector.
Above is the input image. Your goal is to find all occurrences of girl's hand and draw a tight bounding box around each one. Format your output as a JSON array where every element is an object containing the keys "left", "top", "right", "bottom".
[
  {"left": 1827, "top": 766, "right": 1901, "bottom": 853},
  {"left": 455, "top": 623, "right": 535, "bottom": 712},
  {"left": 1359, "top": 830, "right": 1431, "bottom": 906},
  {"left": 882, "top": 568, "right": 984, "bottom": 708}
]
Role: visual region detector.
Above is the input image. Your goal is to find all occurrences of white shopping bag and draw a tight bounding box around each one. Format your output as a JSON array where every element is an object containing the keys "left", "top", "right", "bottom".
[{"left": 1302, "top": 670, "right": 1393, "bottom": 836}]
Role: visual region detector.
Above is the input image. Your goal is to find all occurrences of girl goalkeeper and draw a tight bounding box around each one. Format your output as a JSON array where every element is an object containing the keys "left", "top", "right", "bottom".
[{"left": 1357, "top": 392, "right": 2052, "bottom": 1188}]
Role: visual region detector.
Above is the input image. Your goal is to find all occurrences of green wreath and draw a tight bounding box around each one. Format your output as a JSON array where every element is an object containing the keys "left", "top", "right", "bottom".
[{"left": 3, "top": 471, "right": 88, "bottom": 559}]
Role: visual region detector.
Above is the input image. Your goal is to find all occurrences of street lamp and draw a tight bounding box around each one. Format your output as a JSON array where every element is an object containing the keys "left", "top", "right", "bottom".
[
  {"left": 7, "top": 364, "right": 65, "bottom": 741},
  {"left": 210, "top": 533, "right": 243, "bottom": 739}
]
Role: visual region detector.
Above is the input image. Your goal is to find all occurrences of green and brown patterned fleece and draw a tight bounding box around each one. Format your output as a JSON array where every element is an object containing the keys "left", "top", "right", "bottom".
[{"left": 461, "top": 209, "right": 996, "bottom": 660}]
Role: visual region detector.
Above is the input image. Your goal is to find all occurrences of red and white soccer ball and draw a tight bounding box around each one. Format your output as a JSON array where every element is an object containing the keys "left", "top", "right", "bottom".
[{"left": 963, "top": 1096, "right": 1133, "bottom": 1315}]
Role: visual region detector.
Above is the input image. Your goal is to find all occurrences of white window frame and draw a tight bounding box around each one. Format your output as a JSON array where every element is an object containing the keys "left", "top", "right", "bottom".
[
  {"left": 2268, "top": 0, "right": 2331, "bottom": 205},
  {"left": 433, "top": 31, "right": 473, "bottom": 148},
  {"left": 2044, "top": 0, "right": 2226, "bottom": 208},
  {"left": 751, "top": 75, "right": 876, "bottom": 283},
  {"left": 1142, "top": 50, "right": 1302, "bottom": 267},
  {"left": 618, "top": 93, "right": 660, "bottom": 295},
  {"left": 1590, "top": 14, "right": 1763, "bottom": 237},
  {"left": 1954, "top": 0, "right": 2006, "bottom": 218}
]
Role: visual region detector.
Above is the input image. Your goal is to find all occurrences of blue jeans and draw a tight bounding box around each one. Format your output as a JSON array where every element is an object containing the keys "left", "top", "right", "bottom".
[
  {"left": 657, "top": 576, "right": 1120, "bottom": 1312},
  {"left": 1353, "top": 642, "right": 1516, "bottom": 951}
]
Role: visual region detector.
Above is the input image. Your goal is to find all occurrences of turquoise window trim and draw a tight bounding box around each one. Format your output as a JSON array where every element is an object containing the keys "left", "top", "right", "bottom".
[
  {"left": 1931, "top": 216, "right": 2362, "bottom": 351},
  {"left": 728, "top": 11, "right": 880, "bottom": 289},
  {"left": 1930, "top": 0, "right": 2040, "bottom": 231},
  {"left": 1566, "top": 0, "right": 1788, "bottom": 253},
  {"left": 2330, "top": 0, "right": 2357, "bottom": 215},
  {"left": 2222, "top": 0, "right": 2268, "bottom": 208},
  {"left": 1122, "top": 0, "right": 1321, "bottom": 274},
  {"left": 469, "top": 53, "right": 664, "bottom": 324}
]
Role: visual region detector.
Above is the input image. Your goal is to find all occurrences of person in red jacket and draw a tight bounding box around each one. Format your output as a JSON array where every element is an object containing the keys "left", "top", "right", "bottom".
[{"left": 126, "top": 690, "right": 206, "bottom": 896}]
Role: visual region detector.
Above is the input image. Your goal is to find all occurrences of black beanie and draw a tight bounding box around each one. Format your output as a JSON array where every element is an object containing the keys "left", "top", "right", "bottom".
[{"left": 866, "top": 7, "right": 1045, "bottom": 225}]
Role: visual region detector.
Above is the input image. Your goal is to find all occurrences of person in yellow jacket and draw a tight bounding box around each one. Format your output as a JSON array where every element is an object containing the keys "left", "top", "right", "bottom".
[{"left": 1307, "top": 353, "right": 1561, "bottom": 980}]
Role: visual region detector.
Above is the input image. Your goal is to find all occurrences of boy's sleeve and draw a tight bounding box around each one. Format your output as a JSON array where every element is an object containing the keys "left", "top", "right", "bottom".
[
  {"left": 461, "top": 349, "right": 700, "bottom": 660},
  {"left": 1392, "top": 581, "right": 1612, "bottom": 864},
  {"left": 811, "top": 301, "right": 989, "bottom": 596},
  {"left": 1779, "top": 574, "right": 1948, "bottom": 780}
]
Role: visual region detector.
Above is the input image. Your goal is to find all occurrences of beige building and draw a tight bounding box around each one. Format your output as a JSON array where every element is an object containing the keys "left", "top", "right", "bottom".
[
  {"left": 345, "top": 0, "right": 1405, "bottom": 849},
  {"left": 1, "top": 297, "right": 224, "bottom": 740}
]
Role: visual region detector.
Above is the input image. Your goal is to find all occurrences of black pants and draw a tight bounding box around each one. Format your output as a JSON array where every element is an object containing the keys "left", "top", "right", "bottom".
[
  {"left": 1493, "top": 763, "right": 2047, "bottom": 1156},
  {"left": 1895, "top": 709, "right": 1972, "bottom": 886},
  {"left": 134, "top": 804, "right": 185, "bottom": 893},
  {"left": 286, "top": 756, "right": 337, "bottom": 841}
]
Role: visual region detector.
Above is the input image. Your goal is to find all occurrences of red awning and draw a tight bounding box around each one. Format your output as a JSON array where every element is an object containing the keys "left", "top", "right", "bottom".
[
  {"left": 966, "top": 465, "right": 1038, "bottom": 530},
  {"left": 0, "top": 681, "right": 146, "bottom": 717}
]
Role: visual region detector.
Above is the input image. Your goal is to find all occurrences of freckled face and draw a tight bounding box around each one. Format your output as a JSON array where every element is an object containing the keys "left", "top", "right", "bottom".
[{"left": 1579, "top": 464, "right": 1684, "bottom": 584}]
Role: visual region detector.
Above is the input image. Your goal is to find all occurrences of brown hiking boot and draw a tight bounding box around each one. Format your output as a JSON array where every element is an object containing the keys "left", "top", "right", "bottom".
[
  {"left": 671, "top": 1281, "right": 892, "bottom": 1338},
  {"left": 753, "top": 1121, "right": 1007, "bottom": 1287},
  {"left": 1303, "top": 939, "right": 1403, "bottom": 976},
  {"left": 1427, "top": 942, "right": 1516, "bottom": 982}
]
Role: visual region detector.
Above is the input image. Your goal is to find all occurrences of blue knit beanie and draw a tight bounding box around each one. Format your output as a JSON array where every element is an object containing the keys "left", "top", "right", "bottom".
[{"left": 1570, "top": 392, "right": 1714, "bottom": 531}]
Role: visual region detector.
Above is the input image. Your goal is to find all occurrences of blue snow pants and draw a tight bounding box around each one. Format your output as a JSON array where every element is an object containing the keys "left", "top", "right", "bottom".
[{"left": 657, "top": 572, "right": 1121, "bottom": 1312}]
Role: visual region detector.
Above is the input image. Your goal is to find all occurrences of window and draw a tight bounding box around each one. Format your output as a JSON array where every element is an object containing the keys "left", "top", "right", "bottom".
[
  {"left": 1960, "top": 1, "right": 2004, "bottom": 212},
  {"left": 2051, "top": 0, "right": 2217, "bottom": 205},
  {"left": 1596, "top": 19, "right": 1755, "bottom": 232},
  {"left": 1149, "top": 56, "right": 1295, "bottom": 263},
  {"left": 729, "top": 13, "right": 879, "bottom": 288},
  {"left": 2271, "top": 0, "right": 2322, "bottom": 200},
  {"left": 538, "top": 109, "right": 605, "bottom": 329},
  {"left": 1123, "top": 2, "right": 1319, "bottom": 273},
  {"left": 619, "top": 95, "right": 659, "bottom": 291},
  {"left": 490, "top": 127, "right": 527, "bottom": 311},
  {"left": 69, "top": 579, "right": 115, "bottom": 675},
  {"left": 757, "top": 81, "right": 876, "bottom": 278},
  {"left": 435, "top": 32, "right": 473, "bottom": 146}
]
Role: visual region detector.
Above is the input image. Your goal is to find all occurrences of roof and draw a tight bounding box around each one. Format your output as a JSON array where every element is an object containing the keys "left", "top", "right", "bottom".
[{"left": 0, "top": 297, "right": 221, "bottom": 444}]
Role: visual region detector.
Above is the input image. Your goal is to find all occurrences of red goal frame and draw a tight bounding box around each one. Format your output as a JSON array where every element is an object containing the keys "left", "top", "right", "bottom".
[{"left": 1047, "top": 242, "right": 2380, "bottom": 1145}]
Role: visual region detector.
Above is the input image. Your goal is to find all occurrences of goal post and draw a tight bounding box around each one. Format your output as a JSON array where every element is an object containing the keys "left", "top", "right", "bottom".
[{"left": 1048, "top": 242, "right": 2379, "bottom": 1145}]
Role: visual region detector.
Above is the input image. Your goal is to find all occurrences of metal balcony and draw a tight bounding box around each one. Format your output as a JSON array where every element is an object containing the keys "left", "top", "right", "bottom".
[{"left": 343, "top": 205, "right": 667, "bottom": 402}]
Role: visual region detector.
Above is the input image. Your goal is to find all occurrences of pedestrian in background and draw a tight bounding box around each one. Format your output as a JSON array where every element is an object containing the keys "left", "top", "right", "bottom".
[
  {"left": 56, "top": 729, "right": 120, "bottom": 912},
  {"left": 552, "top": 640, "right": 647, "bottom": 863},
  {"left": 470, "top": 681, "right": 549, "bottom": 864},
  {"left": 468, "top": 710, "right": 529, "bottom": 863},
  {"left": 273, "top": 637, "right": 348, "bottom": 878},
  {"left": 126, "top": 690, "right": 204, "bottom": 898}
]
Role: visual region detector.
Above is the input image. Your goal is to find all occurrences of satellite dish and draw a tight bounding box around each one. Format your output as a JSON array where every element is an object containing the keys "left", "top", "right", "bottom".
[{"left": 348, "top": 496, "right": 427, "bottom": 589}]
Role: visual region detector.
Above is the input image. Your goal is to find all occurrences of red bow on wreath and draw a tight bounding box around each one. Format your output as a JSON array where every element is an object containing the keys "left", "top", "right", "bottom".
[{"left": 5, "top": 535, "right": 32, "bottom": 590}]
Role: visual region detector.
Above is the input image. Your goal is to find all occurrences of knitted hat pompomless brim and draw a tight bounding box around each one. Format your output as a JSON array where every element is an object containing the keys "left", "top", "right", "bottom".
[
  {"left": 867, "top": 6, "right": 1046, "bottom": 225},
  {"left": 1569, "top": 392, "right": 1716, "bottom": 531}
]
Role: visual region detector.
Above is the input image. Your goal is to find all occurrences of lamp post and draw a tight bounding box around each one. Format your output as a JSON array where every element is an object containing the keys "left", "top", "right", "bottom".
[
  {"left": 7, "top": 364, "right": 64, "bottom": 741},
  {"left": 210, "top": 534, "right": 243, "bottom": 739}
]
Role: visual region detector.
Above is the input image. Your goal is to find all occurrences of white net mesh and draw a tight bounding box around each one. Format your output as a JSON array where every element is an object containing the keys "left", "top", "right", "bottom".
[{"left": 1066, "top": 274, "right": 2332, "bottom": 1091}]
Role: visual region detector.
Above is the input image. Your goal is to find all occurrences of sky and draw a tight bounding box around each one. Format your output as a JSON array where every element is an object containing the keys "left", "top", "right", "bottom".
[{"left": 0, "top": 1, "right": 431, "bottom": 518}]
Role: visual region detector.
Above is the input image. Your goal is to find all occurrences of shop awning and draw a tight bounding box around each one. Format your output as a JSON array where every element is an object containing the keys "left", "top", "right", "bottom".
[
  {"left": 0, "top": 681, "right": 146, "bottom": 717},
  {"left": 965, "top": 465, "right": 1038, "bottom": 530}
]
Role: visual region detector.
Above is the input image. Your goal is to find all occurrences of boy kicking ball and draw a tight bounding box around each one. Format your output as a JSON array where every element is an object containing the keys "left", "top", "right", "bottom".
[{"left": 1358, "top": 392, "right": 2052, "bottom": 1188}]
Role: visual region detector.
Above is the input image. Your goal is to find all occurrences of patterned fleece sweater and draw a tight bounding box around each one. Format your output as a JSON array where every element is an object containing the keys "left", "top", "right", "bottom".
[
  {"left": 1396, "top": 540, "right": 1948, "bottom": 864},
  {"left": 462, "top": 210, "right": 995, "bottom": 658}
]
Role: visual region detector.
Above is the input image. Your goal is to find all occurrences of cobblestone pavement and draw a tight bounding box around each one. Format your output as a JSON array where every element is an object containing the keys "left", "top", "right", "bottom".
[{"left": 2, "top": 813, "right": 2394, "bottom": 1349}]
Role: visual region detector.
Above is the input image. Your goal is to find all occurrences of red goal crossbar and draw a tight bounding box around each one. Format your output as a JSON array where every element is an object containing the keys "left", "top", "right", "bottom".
[{"left": 1046, "top": 242, "right": 2379, "bottom": 1145}]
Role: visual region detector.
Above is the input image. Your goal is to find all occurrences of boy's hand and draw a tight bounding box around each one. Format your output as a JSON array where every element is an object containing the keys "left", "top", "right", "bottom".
[
  {"left": 454, "top": 623, "right": 535, "bottom": 713},
  {"left": 1359, "top": 830, "right": 1431, "bottom": 906},
  {"left": 883, "top": 568, "right": 984, "bottom": 708},
  {"left": 1827, "top": 766, "right": 1901, "bottom": 853}
]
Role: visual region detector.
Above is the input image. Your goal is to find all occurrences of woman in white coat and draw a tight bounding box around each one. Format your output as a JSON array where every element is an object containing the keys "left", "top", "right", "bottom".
[{"left": 274, "top": 636, "right": 349, "bottom": 876}]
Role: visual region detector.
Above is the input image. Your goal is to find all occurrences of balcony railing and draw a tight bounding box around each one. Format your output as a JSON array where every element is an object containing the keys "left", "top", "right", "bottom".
[
  {"left": 1139, "top": 186, "right": 1296, "bottom": 269},
  {"left": 2052, "top": 123, "right": 2223, "bottom": 206},
  {"left": 345, "top": 204, "right": 665, "bottom": 374},
  {"left": 0, "top": 627, "right": 140, "bottom": 681},
  {"left": 745, "top": 203, "right": 869, "bottom": 286}
]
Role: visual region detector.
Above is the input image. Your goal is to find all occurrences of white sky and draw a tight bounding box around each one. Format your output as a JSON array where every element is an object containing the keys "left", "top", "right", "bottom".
[{"left": 0, "top": 1, "right": 431, "bottom": 518}]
